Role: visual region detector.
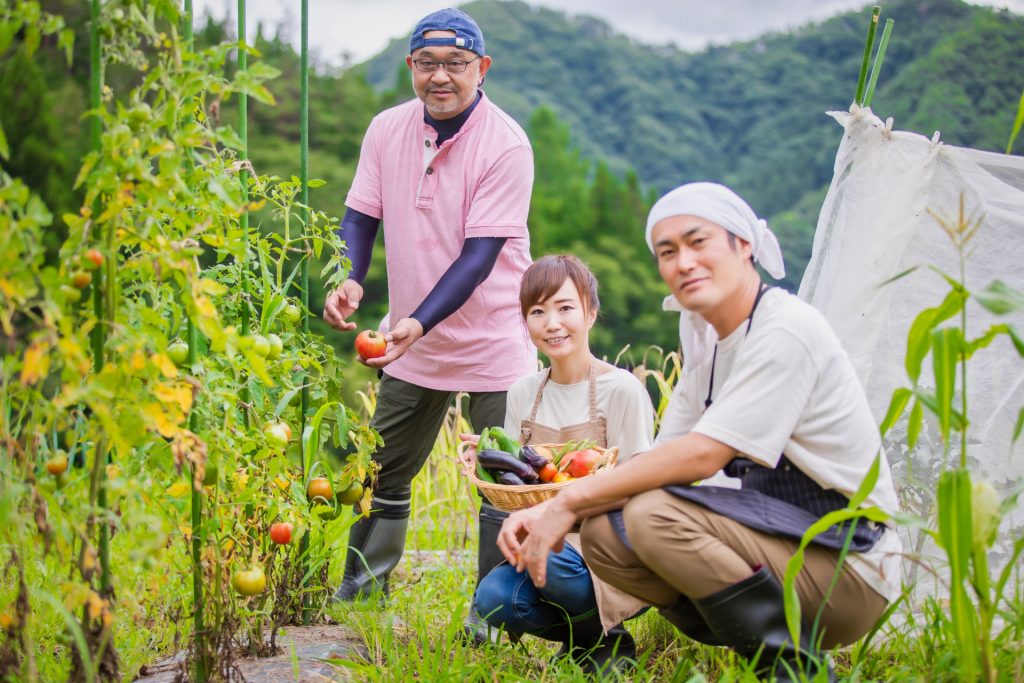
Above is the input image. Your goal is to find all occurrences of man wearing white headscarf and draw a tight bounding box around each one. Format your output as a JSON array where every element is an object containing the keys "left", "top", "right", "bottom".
[{"left": 494, "top": 183, "right": 901, "bottom": 681}]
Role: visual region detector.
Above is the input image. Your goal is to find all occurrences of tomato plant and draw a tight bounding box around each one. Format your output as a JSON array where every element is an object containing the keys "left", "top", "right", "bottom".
[
  {"left": 336, "top": 480, "right": 365, "bottom": 506},
  {"left": 306, "top": 477, "right": 333, "bottom": 503},
  {"left": 83, "top": 248, "right": 104, "bottom": 269},
  {"left": 45, "top": 452, "right": 68, "bottom": 476},
  {"left": 269, "top": 522, "right": 293, "bottom": 545},
  {"left": 167, "top": 340, "right": 190, "bottom": 366},
  {"left": 231, "top": 567, "right": 268, "bottom": 597}
]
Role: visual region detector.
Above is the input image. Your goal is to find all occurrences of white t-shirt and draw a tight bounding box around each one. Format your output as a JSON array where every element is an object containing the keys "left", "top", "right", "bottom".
[
  {"left": 504, "top": 366, "right": 655, "bottom": 462},
  {"left": 658, "top": 288, "right": 902, "bottom": 602}
]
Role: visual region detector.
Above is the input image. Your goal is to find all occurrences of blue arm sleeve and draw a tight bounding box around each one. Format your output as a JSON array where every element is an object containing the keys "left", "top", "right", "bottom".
[
  {"left": 410, "top": 237, "right": 508, "bottom": 335},
  {"left": 337, "top": 207, "right": 380, "bottom": 285}
]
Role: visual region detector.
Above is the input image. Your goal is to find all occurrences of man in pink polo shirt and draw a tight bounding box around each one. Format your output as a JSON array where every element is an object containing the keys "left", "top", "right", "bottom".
[{"left": 322, "top": 7, "right": 534, "bottom": 639}]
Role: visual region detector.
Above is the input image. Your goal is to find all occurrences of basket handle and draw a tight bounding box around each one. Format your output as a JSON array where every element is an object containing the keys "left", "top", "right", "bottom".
[{"left": 455, "top": 435, "right": 479, "bottom": 478}]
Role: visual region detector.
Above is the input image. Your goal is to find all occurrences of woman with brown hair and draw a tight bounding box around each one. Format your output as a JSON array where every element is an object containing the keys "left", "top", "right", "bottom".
[{"left": 461, "top": 254, "right": 655, "bottom": 674}]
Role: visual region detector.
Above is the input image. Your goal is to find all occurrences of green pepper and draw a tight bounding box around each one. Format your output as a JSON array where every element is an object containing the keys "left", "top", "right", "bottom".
[
  {"left": 474, "top": 428, "right": 497, "bottom": 483},
  {"left": 489, "top": 426, "right": 521, "bottom": 456}
]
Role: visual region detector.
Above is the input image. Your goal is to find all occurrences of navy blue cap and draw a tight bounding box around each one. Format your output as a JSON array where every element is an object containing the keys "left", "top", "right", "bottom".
[{"left": 409, "top": 8, "right": 485, "bottom": 56}]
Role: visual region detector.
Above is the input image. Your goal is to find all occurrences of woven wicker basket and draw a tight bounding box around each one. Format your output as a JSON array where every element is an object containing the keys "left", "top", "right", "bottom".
[{"left": 460, "top": 443, "right": 619, "bottom": 512}]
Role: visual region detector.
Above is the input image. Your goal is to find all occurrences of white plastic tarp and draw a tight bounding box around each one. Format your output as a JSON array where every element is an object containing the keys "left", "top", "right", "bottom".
[{"left": 799, "top": 106, "right": 1024, "bottom": 597}]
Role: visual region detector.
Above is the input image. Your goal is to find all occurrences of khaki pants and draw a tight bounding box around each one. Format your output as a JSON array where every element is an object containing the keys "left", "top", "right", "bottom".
[{"left": 580, "top": 489, "right": 887, "bottom": 649}]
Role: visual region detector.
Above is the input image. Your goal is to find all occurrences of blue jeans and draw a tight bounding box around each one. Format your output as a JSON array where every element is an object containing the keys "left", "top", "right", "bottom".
[{"left": 474, "top": 544, "right": 597, "bottom": 638}]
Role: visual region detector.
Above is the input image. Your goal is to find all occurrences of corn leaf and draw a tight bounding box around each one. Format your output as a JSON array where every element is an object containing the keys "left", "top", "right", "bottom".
[
  {"left": 879, "top": 387, "right": 912, "bottom": 435},
  {"left": 974, "top": 280, "right": 1024, "bottom": 316},
  {"left": 931, "top": 328, "right": 961, "bottom": 442},
  {"left": 849, "top": 452, "right": 882, "bottom": 509},
  {"left": 907, "top": 400, "right": 924, "bottom": 449},
  {"left": 1007, "top": 87, "right": 1024, "bottom": 154},
  {"left": 783, "top": 505, "right": 890, "bottom": 645}
]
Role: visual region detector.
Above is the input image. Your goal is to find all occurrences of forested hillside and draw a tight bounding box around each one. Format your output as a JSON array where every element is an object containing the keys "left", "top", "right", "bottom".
[{"left": 3, "top": 0, "right": 1022, "bottom": 366}]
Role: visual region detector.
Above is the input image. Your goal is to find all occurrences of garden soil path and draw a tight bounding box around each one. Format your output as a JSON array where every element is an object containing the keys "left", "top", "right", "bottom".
[{"left": 133, "top": 624, "right": 367, "bottom": 683}]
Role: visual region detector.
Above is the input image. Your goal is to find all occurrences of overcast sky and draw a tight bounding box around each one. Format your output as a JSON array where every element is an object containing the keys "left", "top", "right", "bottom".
[{"left": 192, "top": 0, "right": 1024, "bottom": 66}]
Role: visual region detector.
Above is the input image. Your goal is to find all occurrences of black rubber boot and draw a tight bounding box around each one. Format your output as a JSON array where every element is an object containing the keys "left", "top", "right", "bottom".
[
  {"left": 545, "top": 613, "right": 637, "bottom": 677},
  {"left": 694, "top": 567, "right": 835, "bottom": 682},
  {"left": 659, "top": 595, "right": 725, "bottom": 646},
  {"left": 462, "top": 503, "right": 514, "bottom": 646},
  {"left": 334, "top": 512, "right": 408, "bottom": 602}
]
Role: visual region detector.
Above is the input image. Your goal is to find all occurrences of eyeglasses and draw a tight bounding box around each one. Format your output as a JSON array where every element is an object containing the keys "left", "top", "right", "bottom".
[{"left": 411, "top": 56, "right": 481, "bottom": 74}]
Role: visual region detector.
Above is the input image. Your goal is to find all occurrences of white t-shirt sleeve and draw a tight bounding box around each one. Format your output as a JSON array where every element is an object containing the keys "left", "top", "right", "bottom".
[
  {"left": 603, "top": 373, "right": 655, "bottom": 462},
  {"left": 693, "top": 325, "right": 817, "bottom": 468}
]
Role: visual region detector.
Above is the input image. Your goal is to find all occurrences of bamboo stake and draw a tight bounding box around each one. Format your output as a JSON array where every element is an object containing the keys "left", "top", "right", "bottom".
[
  {"left": 854, "top": 6, "right": 880, "bottom": 106},
  {"left": 863, "top": 18, "right": 894, "bottom": 109}
]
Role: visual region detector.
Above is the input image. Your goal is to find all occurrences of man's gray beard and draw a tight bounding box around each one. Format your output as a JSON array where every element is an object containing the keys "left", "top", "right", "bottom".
[
  {"left": 420, "top": 84, "right": 478, "bottom": 116},
  {"left": 426, "top": 100, "right": 460, "bottom": 115}
]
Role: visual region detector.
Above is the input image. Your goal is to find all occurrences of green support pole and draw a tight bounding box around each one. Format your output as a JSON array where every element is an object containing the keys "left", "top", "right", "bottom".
[
  {"left": 183, "top": 3, "right": 207, "bottom": 681},
  {"left": 238, "top": 0, "right": 251, "bottom": 429},
  {"left": 89, "top": 0, "right": 113, "bottom": 602},
  {"left": 298, "top": 0, "right": 311, "bottom": 625}
]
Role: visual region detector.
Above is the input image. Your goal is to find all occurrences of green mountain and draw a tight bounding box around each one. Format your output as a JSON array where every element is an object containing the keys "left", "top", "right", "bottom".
[
  {"left": 3, "top": 0, "right": 1022, "bottom": 368},
  {"left": 366, "top": 0, "right": 1024, "bottom": 284}
]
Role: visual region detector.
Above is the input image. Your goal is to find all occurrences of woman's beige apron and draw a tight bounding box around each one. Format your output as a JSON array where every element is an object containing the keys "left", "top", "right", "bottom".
[{"left": 519, "top": 363, "right": 648, "bottom": 632}]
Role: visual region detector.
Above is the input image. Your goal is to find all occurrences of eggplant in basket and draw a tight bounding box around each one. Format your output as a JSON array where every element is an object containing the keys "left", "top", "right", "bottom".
[{"left": 477, "top": 449, "right": 539, "bottom": 483}]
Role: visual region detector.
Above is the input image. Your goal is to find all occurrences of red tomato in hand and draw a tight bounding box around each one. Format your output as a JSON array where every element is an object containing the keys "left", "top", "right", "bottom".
[
  {"left": 567, "top": 449, "right": 602, "bottom": 478},
  {"left": 355, "top": 330, "right": 387, "bottom": 360},
  {"left": 269, "top": 522, "right": 293, "bottom": 545}
]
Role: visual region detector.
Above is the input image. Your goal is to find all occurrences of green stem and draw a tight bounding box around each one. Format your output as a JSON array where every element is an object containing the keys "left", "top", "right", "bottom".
[{"left": 854, "top": 7, "right": 880, "bottom": 105}]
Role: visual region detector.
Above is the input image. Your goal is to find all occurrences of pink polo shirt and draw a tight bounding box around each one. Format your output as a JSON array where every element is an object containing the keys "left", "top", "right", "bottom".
[{"left": 345, "top": 92, "right": 535, "bottom": 392}]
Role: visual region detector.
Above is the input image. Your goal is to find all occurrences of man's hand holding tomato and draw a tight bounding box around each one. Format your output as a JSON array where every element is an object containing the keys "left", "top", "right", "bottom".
[
  {"left": 359, "top": 317, "right": 424, "bottom": 369},
  {"left": 324, "top": 277, "right": 425, "bottom": 369}
]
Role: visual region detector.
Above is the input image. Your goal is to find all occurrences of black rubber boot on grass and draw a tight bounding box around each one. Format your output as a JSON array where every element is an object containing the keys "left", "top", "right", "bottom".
[
  {"left": 694, "top": 566, "right": 836, "bottom": 682},
  {"left": 462, "top": 503, "right": 516, "bottom": 646},
  {"left": 334, "top": 510, "right": 408, "bottom": 602}
]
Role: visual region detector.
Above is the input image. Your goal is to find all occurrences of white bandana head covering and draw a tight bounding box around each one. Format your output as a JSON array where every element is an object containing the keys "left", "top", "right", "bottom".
[{"left": 645, "top": 182, "right": 786, "bottom": 374}]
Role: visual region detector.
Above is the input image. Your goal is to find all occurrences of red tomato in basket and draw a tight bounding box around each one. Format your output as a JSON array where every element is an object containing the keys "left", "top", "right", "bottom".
[{"left": 567, "top": 449, "right": 602, "bottom": 478}]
